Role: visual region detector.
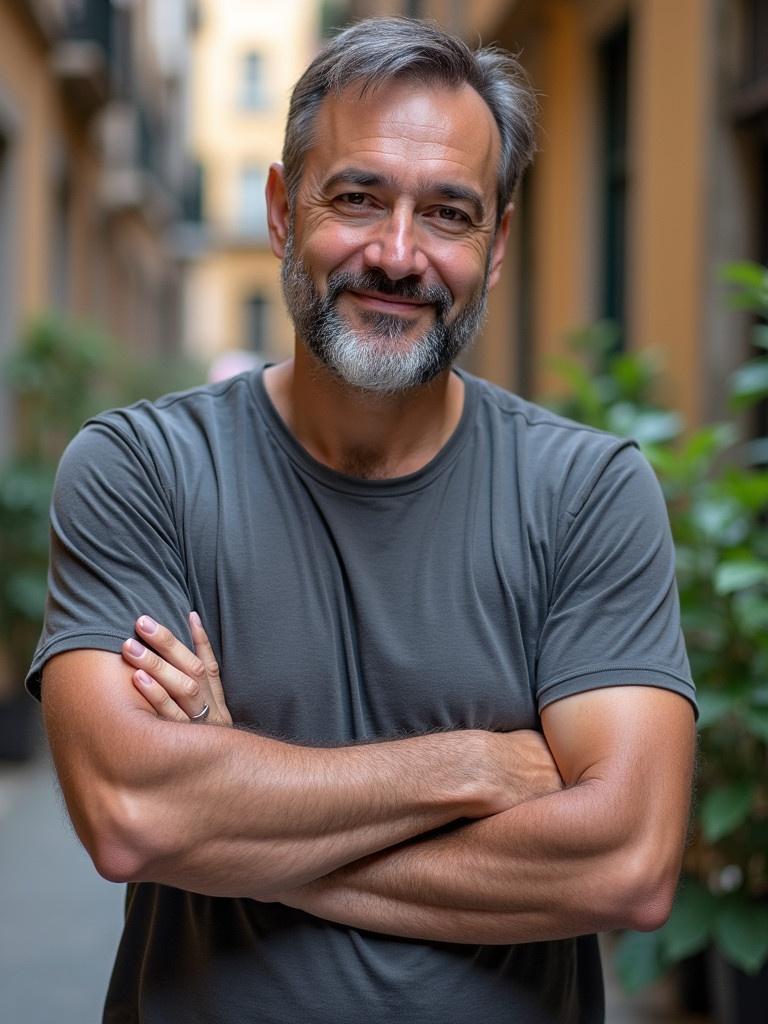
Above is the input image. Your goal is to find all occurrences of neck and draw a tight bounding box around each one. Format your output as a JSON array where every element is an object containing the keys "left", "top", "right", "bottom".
[{"left": 263, "top": 345, "right": 465, "bottom": 479}]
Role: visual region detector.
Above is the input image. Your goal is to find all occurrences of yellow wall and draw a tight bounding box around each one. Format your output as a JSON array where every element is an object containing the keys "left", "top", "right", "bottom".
[
  {"left": 629, "top": 0, "right": 710, "bottom": 424},
  {"left": 0, "top": 3, "right": 181, "bottom": 356},
  {"left": 470, "top": 0, "right": 716, "bottom": 424},
  {"left": 186, "top": 0, "right": 322, "bottom": 362}
]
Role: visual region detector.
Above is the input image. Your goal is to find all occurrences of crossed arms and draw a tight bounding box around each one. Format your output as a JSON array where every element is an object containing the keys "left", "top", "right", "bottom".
[{"left": 42, "top": 618, "right": 696, "bottom": 945}]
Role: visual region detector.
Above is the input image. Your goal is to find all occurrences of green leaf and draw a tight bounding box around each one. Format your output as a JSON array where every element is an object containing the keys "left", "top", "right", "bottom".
[
  {"left": 714, "top": 561, "right": 768, "bottom": 595},
  {"left": 614, "top": 929, "right": 666, "bottom": 992},
  {"left": 696, "top": 690, "right": 740, "bottom": 729},
  {"left": 660, "top": 880, "right": 716, "bottom": 961},
  {"left": 746, "top": 437, "right": 768, "bottom": 466},
  {"left": 733, "top": 592, "right": 768, "bottom": 636},
  {"left": 730, "top": 359, "right": 768, "bottom": 408},
  {"left": 721, "top": 469, "right": 768, "bottom": 510},
  {"left": 604, "top": 404, "right": 682, "bottom": 444},
  {"left": 675, "top": 424, "right": 736, "bottom": 478},
  {"left": 700, "top": 783, "right": 755, "bottom": 842},
  {"left": 714, "top": 899, "right": 768, "bottom": 974},
  {"left": 690, "top": 497, "right": 748, "bottom": 545},
  {"left": 745, "top": 708, "right": 768, "bottom": 744},
  {"left": 752, "top": 324, "right": 768, "bottom": 351},
  {"left": 720, "top": 261, "right": 768, "bottom": 313},
  {"left": 6, "top": 572, "right": 48, "bottom": 620},
  {"left": 720, "top": 261, "right": 768, "bottom": 289}
]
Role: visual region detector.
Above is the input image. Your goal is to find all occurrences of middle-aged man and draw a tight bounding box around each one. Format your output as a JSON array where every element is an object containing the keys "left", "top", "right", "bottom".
[{"left": 29, "top": 18, "right": 697, "bottom": 1024}]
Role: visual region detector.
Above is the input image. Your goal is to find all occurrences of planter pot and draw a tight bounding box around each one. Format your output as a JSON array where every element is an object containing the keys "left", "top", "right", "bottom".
[
  {"left": 0, "top": 692, "right": 41, "bottom": 762},
  {"left": 678, "top": 949, "right": 713, "bottom": 1015},
  {"left": 709, "top": 947, "right": 768, "bottom": 1024}
]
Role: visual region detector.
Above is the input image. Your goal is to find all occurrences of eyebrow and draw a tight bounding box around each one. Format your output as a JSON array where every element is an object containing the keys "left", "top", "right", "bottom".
[{"left": 321, "top": 168, "right": 488, "bottom": 223}]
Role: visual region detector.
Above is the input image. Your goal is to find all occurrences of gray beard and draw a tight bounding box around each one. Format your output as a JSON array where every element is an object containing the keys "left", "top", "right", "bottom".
[{"left": 280, "top": 230, "right": 490, "bottom": 394}]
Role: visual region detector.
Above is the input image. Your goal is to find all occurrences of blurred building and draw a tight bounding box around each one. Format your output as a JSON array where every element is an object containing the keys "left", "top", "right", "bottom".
[
  {"left": 351, "top": 0, "right": 767, "bottom": 429},
  {"left": 0, "top": 0, "right": 191, "bottom": 454},
  {"left": 179, "top": 0, "right": 324, "bottom": 366}
]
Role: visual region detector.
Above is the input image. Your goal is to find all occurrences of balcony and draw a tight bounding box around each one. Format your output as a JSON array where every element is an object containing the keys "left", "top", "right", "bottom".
[
  {"left": 99, "top": 101, "right": 176, "bottom": 224},
  {"left": 51, "top": 0, "right": 112, "bottom": 121},
  {"left": 13, "top": 0, "right": 78, "bottom": 41}
]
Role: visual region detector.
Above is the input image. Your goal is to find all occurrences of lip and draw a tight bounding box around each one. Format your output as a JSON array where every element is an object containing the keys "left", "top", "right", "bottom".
[{"left": 346, "top": 290, "right": 429, "bottom": 314}]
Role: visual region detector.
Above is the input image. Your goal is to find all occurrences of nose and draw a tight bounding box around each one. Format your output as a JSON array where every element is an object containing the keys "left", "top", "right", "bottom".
[{"left": 363, "top": 204, "right": 429, "bottom": 281}]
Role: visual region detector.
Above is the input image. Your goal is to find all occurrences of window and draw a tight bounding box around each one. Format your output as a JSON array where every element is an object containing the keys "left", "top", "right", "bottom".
[
  {"left": 244, "top": 293, "right": 268, "bottom": 354},
  {"left": 0, "top": 130, "right": 14, "bottom": 456},
  {"left": 183, "top": 159, "right": 204, "bottom": 223},
  {"left": 240, "top": 51, "right": 267, "bottom": 110},
  {"left": 733, "top": 1, "right": 768, "bottom": 450},
  {"left": 50, "top": 171, "right": 71, "bottom": 312},
  {"left": 238, "top": 164, "right": 268, "bottom": 236},
  {"left": 598, "top": 22, "right": 630, "bottom": 348},
  {"left": 743, "top": 0, "right": 768, "bottom": 87}
]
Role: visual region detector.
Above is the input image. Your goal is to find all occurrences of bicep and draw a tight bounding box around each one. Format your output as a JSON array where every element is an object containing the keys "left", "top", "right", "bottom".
[
  {"left": 42, "top": 650, "right": 157, "bottom": 849},
  {"left": 28, "top": 421, "right": 193, "bottom": 700},
  {"left": 541, "top": 685, "right": 696, "bottom": 839}
]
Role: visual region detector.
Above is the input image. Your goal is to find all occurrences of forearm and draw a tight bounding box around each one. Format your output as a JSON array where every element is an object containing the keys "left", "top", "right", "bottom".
[
  {"left": 65, "top": 707, "right": 498, "bottom": 898},
  {"left": 276, "top": 778, "right": 686, "bottom": 944}
]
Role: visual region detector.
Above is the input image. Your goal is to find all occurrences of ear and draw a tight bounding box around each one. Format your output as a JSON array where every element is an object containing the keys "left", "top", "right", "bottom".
[
  {"left": 266, "top": 162, "right": 290, "bottom": 259},
  {"left": 487, "top": 203, "right": 514, "bottom": 291}
]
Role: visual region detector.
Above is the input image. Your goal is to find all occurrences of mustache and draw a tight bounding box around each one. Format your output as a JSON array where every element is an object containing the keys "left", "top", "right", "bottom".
[{"left": 325, "top": 270, "right": 453, "bottom": 316}]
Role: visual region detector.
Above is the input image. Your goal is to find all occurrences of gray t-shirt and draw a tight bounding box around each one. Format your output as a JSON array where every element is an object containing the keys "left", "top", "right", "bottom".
[{"left": 28, "top": 368, "right": 695, "bottom": 1024}]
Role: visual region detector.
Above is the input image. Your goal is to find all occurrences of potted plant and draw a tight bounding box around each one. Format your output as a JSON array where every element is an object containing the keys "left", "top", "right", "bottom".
[
  {"left": 545, "top": 264, "right": 768, "bottom": 1022},
  {"left": 0, "top": 314, "right": 202, "bottom": 760}
]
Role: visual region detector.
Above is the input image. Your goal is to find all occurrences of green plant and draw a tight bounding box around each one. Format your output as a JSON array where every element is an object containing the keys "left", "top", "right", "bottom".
[
  {"left": 545, "top": 264, "right": 768, "bottom": 989},
  {"left": 0, "top": 314, "right": 203, "bottom": 693}
]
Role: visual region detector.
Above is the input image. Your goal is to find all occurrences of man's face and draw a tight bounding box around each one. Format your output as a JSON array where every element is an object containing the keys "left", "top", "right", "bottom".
[{"left": 277, "top": 80, "right": 509, "bottom": 393}]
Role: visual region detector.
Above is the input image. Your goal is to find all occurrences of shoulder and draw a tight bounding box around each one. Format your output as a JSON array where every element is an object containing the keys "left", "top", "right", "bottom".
[
  {"left": 59, "top": 370, "right": 260, "bottom": 482},
  {"left": 464, "top": 371, "right": 647, "bottom": 513},
  {"left": 86, "top": 370, "right": 258, "bottom": 447},
  {"left": 468, "top": 371, "right": 624, "bottom": 451}
]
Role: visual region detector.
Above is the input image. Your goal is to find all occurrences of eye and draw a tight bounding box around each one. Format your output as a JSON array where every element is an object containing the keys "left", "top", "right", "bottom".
[
  {"left": 437, "top": 207, "right": 466, "bottom": 221},
  {"left": 426, "top": 206, "right": 472, "bottom": 232},
  {"left": 338, "top": 193, "right": 370, "bottom": 207}
]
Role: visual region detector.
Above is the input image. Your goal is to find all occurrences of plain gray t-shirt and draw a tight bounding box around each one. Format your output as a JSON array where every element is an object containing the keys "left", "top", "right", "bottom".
[{"left": 28, "top": 367, "right": 695, "bottom": 1024}]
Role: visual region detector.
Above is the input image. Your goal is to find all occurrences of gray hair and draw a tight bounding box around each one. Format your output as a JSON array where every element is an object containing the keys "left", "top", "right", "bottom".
[{"left": 281, "top": 17, "right": 537, "bottom": 224}]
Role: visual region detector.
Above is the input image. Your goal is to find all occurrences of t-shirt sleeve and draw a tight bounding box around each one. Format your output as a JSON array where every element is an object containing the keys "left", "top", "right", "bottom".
[
  {"left": 535, "top": 442, "right": 696, "bottom": 714},
  {"left": 26, "top": 416, "right": 193, "bottom": 700}
]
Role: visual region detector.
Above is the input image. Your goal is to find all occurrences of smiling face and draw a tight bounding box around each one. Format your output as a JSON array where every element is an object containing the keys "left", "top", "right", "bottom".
[{"left": 269, "top": 79, "right": 511, "bottom": 392}]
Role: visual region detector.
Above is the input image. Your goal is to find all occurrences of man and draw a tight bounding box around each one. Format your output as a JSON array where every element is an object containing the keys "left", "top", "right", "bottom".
[{"left": 29, "top": 18, "right": 696, "bottom": 1024}]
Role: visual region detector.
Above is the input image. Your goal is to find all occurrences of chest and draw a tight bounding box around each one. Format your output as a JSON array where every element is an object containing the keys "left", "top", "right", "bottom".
[{"left": 181, "top": 457, "right": 551, "bottom": 744}]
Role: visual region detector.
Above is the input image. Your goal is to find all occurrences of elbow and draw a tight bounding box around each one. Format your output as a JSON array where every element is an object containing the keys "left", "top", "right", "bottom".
[
  {"left": 608, "top": 843, "right": 681, "bottom": 933},
  {"left": 621, "top": 886, "right": 676, "bottom": 933},
  {"left": 91, "top": 838, "right": 146, "bottom": 884},
  {"left": 82, "top": 786, "right": 166, "bottom": 883}
]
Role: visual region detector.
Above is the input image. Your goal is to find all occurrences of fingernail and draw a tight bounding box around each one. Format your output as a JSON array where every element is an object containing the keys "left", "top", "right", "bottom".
[
  {"left": 190, "top": 611, "right": 201, "bottom": 628},
  {"left": 125, "top": 639, "right": 145, "bottom": 657},
  {"left": 138, "top": 616, "right": 157, "bottom": 634},
  {"left": 135, "top": 670, "right": 152, "bottom": 687}
]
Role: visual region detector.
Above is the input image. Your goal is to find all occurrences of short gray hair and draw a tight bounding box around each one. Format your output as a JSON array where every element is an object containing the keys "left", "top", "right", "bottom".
[{"left": 282, "top": 17, "right": 537, "bottom": 224}]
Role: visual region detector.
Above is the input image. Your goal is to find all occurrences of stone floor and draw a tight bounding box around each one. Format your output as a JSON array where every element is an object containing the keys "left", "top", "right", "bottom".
[{"left": 1, "top": 713, "right": 711, "bottom": 1023}]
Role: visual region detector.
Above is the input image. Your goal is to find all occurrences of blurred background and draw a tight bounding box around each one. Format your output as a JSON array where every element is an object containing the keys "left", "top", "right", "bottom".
[{"left": 1, "top": 1, "right": 767, "bottom": 1022}]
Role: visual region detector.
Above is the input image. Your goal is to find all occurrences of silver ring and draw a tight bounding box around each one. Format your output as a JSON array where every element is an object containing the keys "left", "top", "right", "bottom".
[{"left": 190, "top": 702, "right": 210, "bottom": 722}]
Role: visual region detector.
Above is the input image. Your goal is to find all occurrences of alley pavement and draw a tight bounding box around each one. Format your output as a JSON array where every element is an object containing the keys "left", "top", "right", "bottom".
[
  {"left": 1, "top": 707, "right": 708, "bottom": 1023},
  {"left": 0, "top": 710, "right": 123, "bottom": 1024}
]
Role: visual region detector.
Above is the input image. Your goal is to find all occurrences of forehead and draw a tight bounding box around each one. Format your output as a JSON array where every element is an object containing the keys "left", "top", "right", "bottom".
[{"left": 302, "top": 80, "right": 500, "bottom": 208}]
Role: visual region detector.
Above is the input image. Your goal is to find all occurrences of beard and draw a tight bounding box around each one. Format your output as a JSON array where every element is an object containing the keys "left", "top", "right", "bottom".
[{"left": 280, "top": 228, "right": 490, "bottom": 394}]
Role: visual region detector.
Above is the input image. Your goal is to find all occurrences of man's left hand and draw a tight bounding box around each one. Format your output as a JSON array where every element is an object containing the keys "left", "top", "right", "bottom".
[{"left": 121, "top": 612, "right": 233, "bottom": 727}]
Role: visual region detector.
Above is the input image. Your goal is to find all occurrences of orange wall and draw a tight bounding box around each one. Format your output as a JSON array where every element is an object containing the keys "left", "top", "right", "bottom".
[{"left": 629, "top": 0, "right": 710, "bottom": 425}]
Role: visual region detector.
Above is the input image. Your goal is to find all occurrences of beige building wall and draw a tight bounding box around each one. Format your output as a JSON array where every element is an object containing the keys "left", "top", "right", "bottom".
[
  {"left": 184, "top": 0, "right": 322, "bottom": 364},
  {"left": 476, "top": 0, "right": 718, "bottom": 425},
  {"left": 0, "top": 0, "right": 185, "bottom": 410},
  {"left": 355, "top": 0, "right": 758, "bottom": 429}
]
